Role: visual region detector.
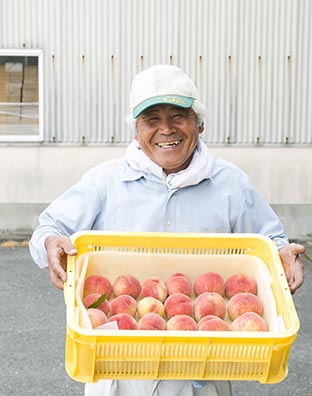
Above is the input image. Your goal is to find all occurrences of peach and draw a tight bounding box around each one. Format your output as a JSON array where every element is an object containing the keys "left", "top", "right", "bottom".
[
  {"left": 107, "top": 313, "right": 137, "bottom": 330},
  {"left": 164, "top": 293, "right": 193, "bottom": 319},
  {"left": 112, "top": 274, "right": 141, "bottom": 299},
  {"left": 137, "top": 313, "right": 167, "bottom": 330},
  {"left": 166, "top": 273, "right": 192, "bottom": 296},
  {"left": 110, "top": 294, "right": 137, "bottom": 317},
  {"left": 227, "top": 292, "right": 263, "bottom": 321},
  {"left": 137, "top": 296, "right": 165, "bottom": 318},
  {"left": 84, "top": 275, "right": 112, "bottom": 299},
  {"left": 141, "top": 277, "right": 168, "bottom": 302},
  {"left": 193, "top": 292, "right": 226, "bottom": 322},
  {"left": 166, "top": 314, "right": 197, "bottom": 331},
  {"left": 87, "top": 308, "right": 107, "bottom": 329},
  {"left": 198, "top": 315, "right": 230, "bottom": 331},
  {"left": 231, "top": 312, "right": 268, "bottom": 331},
  {"left": 193, "top": 272, "right": 225, "bottom": 296},
  {"left": 225, "top": 273, "right": 258, "bottom": 299},
  {"left": 83, "top": 293, "right": 109, "bottom": 315}
]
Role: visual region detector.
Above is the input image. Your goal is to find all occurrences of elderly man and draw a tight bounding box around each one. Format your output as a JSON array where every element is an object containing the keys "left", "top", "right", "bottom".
[{"left": 29, "top": 64, "right": 304, "bottom": 396}]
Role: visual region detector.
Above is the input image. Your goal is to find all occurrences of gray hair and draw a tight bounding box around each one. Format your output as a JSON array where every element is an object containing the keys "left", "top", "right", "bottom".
[{"left": 126, "top": 99, "right": 208, "bottom": 133}]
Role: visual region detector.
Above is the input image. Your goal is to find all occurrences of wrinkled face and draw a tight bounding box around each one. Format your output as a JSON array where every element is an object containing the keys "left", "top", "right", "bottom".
[{"left": 135, "top": 104, "right": 204, "bottom": 174}]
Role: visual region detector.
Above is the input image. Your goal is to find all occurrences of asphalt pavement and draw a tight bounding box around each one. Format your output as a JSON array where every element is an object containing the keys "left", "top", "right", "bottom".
[{"left": 0, "top": 241, "right": 311, "bottom": 396}]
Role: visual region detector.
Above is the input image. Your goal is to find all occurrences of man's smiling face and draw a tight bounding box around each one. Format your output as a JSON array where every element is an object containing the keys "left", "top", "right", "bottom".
[{"left": 135, "top": 104, "right": 204, "bottom": 174}]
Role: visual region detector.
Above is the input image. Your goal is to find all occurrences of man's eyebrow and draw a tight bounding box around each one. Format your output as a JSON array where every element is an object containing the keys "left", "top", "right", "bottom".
[
  {"left": 140, "top": 105, "right": 190, "bottom": 118},
  {"left": 140, "top": 108, "right": 161, "bottom": 117},
  {"left": 168, "top": 106, "right": 190, "bottom": 114}
]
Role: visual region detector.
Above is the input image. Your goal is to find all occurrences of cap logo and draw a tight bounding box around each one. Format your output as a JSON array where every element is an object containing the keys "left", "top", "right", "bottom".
[
  {"left": 132, "top": 94, "right": 193, "bottom": 118},
  {"left": 162, "top": 96, "right": 187, "bottom": 106}
]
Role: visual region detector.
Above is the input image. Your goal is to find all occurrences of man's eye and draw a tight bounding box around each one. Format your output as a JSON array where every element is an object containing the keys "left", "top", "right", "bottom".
[
  {"left": 172, "top": 113, "right": 185, "bottom": 120},
  {"left": 139, "top": 116, "right": 159, "bottom": 125}
]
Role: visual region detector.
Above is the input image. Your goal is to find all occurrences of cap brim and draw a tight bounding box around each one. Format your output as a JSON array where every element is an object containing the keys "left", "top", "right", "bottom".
[{"left": 133, "top": 95, "right": 194, "bottom": 118}]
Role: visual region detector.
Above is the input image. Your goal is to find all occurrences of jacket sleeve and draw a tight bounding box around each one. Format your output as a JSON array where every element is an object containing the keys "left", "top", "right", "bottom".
[
  {"left": 29, "top": 173, "right": 103, "bottom": 269},
  {"left": 231, "top": 177, "right": 289, "bottom": 250}
]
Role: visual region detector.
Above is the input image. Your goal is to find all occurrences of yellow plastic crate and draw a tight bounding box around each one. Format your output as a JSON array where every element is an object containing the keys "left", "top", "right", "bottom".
[{"left": 64, "top": 231, "right": 299, "bottom": 384}]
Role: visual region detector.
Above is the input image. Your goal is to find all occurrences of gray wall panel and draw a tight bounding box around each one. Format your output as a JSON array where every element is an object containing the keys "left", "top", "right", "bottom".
[{"left": 0, "top": 0, "right": 311, "bottom": 145}]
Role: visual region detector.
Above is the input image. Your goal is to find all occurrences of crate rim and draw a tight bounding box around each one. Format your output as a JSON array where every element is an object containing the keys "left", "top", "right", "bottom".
[
  {"left": 70, "top": 230, "right": 277, "bottom": 244},
  {"left": 66, "top": 322, "right": 299, "bottom": 339}
]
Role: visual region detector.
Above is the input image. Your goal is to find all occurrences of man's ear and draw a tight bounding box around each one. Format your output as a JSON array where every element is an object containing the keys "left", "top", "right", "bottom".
[
  {"left": 134, "top": 133, "right": 139, "bottom": 141},
  {"left": 199, "top": 123, "right": 205, "bottom": 134}
]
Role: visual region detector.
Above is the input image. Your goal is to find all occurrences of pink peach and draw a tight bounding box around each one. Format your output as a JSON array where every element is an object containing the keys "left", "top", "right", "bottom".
[
  {"left": 164, "top": 293, "right": 193, "bottom": 319},
  {"left": 194, "top": 292, "right": 226, "bottom": 322},
  {"left": 227, "top": 292, "right": 263, "bottom": 321},
  {"left": 137, "top": 296, "right": 165, "bottom": 318},
  {"left": 198, "top": 315, "right": 230, "bottom": 331},
  {"left": 141, "top": 277, "right": 168, "bottom": 302},
  {"left": 112, "top": 274, "right": 141, "bottom": 299},
  {"left": 84, "top": 275, "right": 112, "bottom": 299},
  {"left": 109, "top": 294, "right": 137, "bottom": 317},
  {"left": 225, "top": 273, "right": 258, "bottom": 299},
  {"left": 137, "top": 313, "right": 166, "bottom": 330},
  {"left": 166, "top": 315, "right": 197, "bottom": 331},
  {"left": 87, "top": 308, "right": 107, "bottom": 329},
  {"left": 166, "top": 273, "right": 192, "bottom": 296},
  {"left": 83, "top": 293, "right": 109, "bottom": 315},
  {"left": 193, "top": 272, "right": 225, "bottom": 296},
  {"left": 231, "top": 312, "right": 268, "bottom": 331},
  {"left": 107, "top": 313, "right": 137, "bottom": 330}
]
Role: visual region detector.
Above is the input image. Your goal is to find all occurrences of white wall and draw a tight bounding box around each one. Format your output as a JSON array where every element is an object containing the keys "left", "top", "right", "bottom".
[
  {"left": 1, "top": 146, "right": 311, "bottom": 205},
  {"left": 0, "top": 146, "right": 311, "bottom": 240}
]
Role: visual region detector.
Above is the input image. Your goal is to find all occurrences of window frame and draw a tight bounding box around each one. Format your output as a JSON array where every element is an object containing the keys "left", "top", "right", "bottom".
[{"left": 0, "top": 48, "right": 43, "bottom": 142}]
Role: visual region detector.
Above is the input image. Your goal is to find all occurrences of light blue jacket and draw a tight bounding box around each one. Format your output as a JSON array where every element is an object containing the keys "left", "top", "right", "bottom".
[{"left": 29, "top": 154, "right": 288, "bottom": 269}]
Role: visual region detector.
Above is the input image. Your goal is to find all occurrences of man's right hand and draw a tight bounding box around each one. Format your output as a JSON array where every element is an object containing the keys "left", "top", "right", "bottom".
[{"left": 45, "top": 235, "right": 78, "bottom": 289}]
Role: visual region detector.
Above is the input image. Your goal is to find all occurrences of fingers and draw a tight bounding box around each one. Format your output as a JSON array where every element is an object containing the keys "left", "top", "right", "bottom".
[
  {"left": 289, "top": 242, "right": 305, "bottom": 255},
  {"left": 60, "top": 238, "right": 78, "bottom": 256},
  {"left": 279, "top": 243, "right": 305, "bottom": 294},
  {"left": 49, "top": 260, "right": 67, "bottom": 290},
  {"left": 288, "top": 256, "right": 304, "bottom": 294},
  {"left": 45, "top": 235, "right": 77, "bottom": 290},
  {"left": 48, "top": 247, "right": 68, "bottom": 289},
  {"left": 45, "top": 234, "right": 77, "bottom": 255}
]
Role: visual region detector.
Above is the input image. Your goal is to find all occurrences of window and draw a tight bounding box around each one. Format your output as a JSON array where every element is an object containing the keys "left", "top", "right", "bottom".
[{"left": 0, "top": 49, "right": 43, "bottom": 142}]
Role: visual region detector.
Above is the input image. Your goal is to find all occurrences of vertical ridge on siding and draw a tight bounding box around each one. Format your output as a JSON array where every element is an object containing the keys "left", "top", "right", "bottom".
[{"left": 0, "top": 0, "right": 311, "bottom": 145}]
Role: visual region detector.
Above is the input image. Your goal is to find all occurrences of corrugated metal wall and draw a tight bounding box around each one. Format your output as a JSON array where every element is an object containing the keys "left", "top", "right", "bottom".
[{"left": 0, "top": 0, "right": 311, "bottom": 145}]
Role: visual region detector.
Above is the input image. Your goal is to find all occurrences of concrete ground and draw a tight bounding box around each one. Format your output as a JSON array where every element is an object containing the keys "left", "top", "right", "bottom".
[{"left": 0, "top": 240, "right": 311, "bottom": 396}]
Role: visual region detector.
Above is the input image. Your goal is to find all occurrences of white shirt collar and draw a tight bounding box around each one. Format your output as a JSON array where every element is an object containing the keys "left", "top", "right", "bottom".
[{"left": 125, "top": 139, "right": 213, "bottom": 190}]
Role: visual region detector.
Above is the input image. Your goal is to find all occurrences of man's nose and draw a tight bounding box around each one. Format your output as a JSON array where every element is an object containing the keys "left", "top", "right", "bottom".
[{"left": 159, "top": 119, "right": 175, "bottom": 134}]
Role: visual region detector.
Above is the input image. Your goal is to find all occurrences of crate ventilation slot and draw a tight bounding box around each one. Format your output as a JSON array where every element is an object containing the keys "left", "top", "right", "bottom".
[{"left": 93, "top": 245, "right": 247, "bottom": 255}]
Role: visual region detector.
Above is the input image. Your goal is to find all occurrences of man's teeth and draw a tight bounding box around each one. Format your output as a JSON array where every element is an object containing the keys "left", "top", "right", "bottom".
[{"left": 157, "top": 140, "right": 181, "bottom": 148}]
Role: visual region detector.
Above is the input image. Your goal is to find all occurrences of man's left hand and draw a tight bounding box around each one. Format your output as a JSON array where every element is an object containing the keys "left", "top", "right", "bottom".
[{"left": 278, "top": 243, "right": 305, "bottom": 294}]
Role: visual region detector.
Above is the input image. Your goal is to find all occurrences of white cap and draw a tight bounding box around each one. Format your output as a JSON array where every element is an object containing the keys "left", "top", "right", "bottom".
[{"left": 130, "top": 64, "right": 200, "bottom": 118}]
